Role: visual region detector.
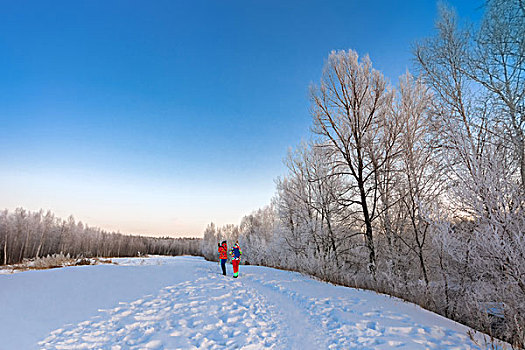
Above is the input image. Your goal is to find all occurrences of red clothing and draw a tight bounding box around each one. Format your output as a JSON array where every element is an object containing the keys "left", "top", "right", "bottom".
[
  {"left": 232, "top": 259, "right": 240, "bottom": 274},
  {"left": 218, "top": 243, "right": 228, "bottom": 259}
]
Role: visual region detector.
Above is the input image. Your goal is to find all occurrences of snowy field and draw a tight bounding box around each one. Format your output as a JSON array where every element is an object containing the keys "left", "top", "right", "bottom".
[{"left": 0, "top": 256, "right": 505, "bottom": 349}]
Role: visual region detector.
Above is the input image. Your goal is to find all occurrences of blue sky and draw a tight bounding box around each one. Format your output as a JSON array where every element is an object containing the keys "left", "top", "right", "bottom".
[{"left": 0, "top": 0, "right": 483, "bottom": 237}]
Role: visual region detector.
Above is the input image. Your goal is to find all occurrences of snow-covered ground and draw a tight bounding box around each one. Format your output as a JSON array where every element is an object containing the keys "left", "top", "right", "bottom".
[{"left": 0, "top": 256, "right": 506, "bottom": 349}]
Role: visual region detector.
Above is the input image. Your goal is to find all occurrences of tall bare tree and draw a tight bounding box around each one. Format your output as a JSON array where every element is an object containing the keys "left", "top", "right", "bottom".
[
  {"left": 469, "top": 0, "right": 525, "bottom": 187},
  {"left": 394, "top": 73, "right": 440, "bottom": 286},
  {"left": 310, "top": 49, "right": 394, "bottom": 274}
]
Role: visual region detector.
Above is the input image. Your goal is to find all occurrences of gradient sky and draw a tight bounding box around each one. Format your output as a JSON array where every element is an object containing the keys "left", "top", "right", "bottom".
[{"left": 0, "top": 0, "right": 482, "bottom": 237}]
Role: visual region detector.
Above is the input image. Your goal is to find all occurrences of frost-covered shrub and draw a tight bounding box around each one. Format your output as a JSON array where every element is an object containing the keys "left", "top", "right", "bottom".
[{"left": 30, "top": 253, "right": 74, "bottom": 269}]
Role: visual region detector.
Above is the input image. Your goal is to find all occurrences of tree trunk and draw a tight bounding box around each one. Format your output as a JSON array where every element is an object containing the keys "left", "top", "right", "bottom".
[
  {"left": 3, "top": 239, "right": 7, "bottom": 265},
  {"left": 417, "top": 244, "right": 429, "bottom": 286},
  {"left": 35, "top": 227, "right": 48, "bottom": 259},
  {"left": 519, "top": 137, "right": 525, "bottom": 192},
  {"left": 359, "top": 182, "right": 376, "bottom": 274}
]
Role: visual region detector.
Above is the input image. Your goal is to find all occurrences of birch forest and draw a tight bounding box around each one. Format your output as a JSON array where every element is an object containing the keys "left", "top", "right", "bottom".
[{"left": 0, "top": 208, "right": 202, "bottom": 265}]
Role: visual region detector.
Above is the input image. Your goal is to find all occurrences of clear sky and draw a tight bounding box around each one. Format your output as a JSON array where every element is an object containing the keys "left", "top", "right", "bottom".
[{"left": 0, "top": 0, "right": 482, "bottom": 237}]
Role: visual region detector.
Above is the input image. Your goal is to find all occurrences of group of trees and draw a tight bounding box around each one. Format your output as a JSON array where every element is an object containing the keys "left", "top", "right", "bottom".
[
  {"left": 202, "top": 1, "right": 524, "bottom": 346},
  {"left": 0, "top": 208, "right": 202, "bottom": 265},
  {"left": 201, "top": 207, "right": 277, "bottom": 265}
]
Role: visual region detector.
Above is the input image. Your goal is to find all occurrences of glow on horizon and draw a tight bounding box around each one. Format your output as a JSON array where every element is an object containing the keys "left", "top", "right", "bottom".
[{"left": 0, "top": 167, "right": 276, "bottom": 237}]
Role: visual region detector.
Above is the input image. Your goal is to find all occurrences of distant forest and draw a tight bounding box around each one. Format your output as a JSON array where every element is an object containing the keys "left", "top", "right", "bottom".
[{"left": 0, "top": 208, "right": 202, "bottom": 265}]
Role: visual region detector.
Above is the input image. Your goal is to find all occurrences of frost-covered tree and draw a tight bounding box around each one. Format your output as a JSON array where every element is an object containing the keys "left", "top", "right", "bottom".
[
  {"left": 393, "top": 73, "right": 439, "bottom": 287},
  {"left": 310, "top": 49, "right": 395, "bottom": 274}
]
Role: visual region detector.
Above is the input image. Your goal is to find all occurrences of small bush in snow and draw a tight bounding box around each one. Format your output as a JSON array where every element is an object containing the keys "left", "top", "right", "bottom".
[{"left": 29, "top": 253, "right": 74, "bottom": 269}]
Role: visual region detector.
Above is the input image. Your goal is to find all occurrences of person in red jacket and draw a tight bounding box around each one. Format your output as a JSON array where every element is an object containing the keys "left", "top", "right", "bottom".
[{"left": 218, "top": 241, "right": 228, "bottom": 275}]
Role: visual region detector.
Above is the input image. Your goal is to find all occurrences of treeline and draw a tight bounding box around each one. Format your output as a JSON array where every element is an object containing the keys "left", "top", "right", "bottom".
[
  {"left": 0, "top": 208, "right": 202, "bottom": 265},
  {"left": 203, "top": 1, "right": 524, "bottom": 347}
]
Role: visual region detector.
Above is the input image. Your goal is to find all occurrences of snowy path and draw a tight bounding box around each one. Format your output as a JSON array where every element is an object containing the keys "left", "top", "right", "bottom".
[{"left": 1, "top": 256, "right": 504, "bottom": 349}]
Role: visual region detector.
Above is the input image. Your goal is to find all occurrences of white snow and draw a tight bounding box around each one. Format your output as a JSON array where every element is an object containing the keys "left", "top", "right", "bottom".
[{"left": 0, "top": 256, "right": 508, "bottom": 349}]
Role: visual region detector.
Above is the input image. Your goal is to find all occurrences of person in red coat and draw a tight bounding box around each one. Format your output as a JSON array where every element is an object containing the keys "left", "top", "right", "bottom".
[{"left": 218, "top": 241, "right": 228, "bottom": 275}]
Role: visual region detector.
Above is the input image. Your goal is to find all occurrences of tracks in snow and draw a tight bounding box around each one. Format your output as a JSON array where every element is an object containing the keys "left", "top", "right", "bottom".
[
  {"left": 40, "top": 266, "right": 284, "bottom": 349},
  {"left": 39, "top": 259, "right": 482, "bottom": 349}
]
